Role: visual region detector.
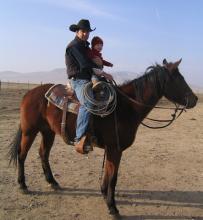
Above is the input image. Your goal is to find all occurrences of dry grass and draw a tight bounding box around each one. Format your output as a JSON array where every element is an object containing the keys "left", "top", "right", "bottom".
[{"left": 0, "top": 83, "right": 203, "bottom": 219}]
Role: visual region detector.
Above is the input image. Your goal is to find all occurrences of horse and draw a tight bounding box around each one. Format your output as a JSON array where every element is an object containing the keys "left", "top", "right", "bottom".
[{"left": 8, "top": 59, "right": 198, "bottom": 216}]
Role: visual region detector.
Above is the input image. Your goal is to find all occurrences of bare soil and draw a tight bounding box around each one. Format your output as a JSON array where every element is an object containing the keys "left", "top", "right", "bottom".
[{"left": 0, "top": 84, "right": 203, "bottom": 220}]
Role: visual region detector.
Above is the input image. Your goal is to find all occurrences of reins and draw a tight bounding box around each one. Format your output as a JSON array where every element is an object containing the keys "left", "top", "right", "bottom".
[
  {"left": 140, "top": 101, "right": 187, "bottom": 129},
  {"left": 112, "top": 79, "right": 187, "bottom": 129}
]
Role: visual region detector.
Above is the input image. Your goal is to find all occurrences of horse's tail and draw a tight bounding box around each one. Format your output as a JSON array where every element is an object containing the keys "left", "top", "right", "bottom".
[{"left": 8, "top": 125, "right": 22, "bottom": 167}]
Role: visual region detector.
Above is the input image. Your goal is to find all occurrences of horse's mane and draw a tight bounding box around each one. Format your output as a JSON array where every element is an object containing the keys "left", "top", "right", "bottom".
[{"left": 119, "top": 64, "right": 168, "bottom": 101}]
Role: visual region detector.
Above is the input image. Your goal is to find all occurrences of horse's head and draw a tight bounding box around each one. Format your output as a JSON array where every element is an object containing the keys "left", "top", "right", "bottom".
[{"left": 162, "top": 59, "right": 198, "bottom": 109}]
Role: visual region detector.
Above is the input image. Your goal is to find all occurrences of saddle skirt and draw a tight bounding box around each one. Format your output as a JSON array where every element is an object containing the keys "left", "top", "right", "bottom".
[{"left": 45, "top": 84, "right": 80, "bottom": 114}]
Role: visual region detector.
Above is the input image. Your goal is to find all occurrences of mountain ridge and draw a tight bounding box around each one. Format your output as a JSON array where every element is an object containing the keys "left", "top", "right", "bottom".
[
  {"left": 0, "top": 68, "right": 137, "bottom": 84},
  {"left": 0, "top": 69, "right": 202, "bottom": 92}
]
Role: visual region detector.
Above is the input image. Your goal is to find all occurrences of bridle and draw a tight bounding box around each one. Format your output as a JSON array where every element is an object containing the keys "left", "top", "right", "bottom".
[{"left": 112, "top": 79, "right": 188, "bottom": 129}]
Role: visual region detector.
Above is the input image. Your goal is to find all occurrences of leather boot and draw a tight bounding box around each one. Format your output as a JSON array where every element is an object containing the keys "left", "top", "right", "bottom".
[{"left": 74, "top": 135, "right": 93, "bottom": 154}]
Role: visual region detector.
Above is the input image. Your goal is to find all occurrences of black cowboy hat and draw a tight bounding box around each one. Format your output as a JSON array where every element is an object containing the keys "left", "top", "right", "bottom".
[{"left": 69, "top": 19, "right": 96, "bottom": 32}]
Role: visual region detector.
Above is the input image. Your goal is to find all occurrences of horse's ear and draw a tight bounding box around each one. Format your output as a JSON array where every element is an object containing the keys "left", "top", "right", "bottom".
[
  {"left": 163, "top": 59, "right": 173, "bottom": 73},
  {"left": 174, "top": 58, "right": 182, "bottom": 68},
  {"left": 163, "top": 58, "right": 182, "bottom": 73},
  {"left": 163, "top": 59, "right": 168, "bottom": 65}
]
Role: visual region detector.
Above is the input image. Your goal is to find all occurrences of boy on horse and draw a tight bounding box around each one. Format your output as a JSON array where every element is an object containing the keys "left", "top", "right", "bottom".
[
  {"left": 65, "top": 19, "right": 113, "bottom": 154},
  {"left": 88, "top": 36, "right": 113, "bottom": 90}
]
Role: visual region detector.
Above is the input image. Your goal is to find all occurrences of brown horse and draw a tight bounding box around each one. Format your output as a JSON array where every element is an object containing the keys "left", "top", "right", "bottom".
[{"left": 8, "top": 59, "right": 198, "bottom": 215}]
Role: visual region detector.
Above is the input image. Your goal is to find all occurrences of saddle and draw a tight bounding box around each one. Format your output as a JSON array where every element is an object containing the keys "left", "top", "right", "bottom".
[
  {"left": 45, "top": 83, "right": 80, "bottom": 146},
  {"left": 45, "top": 83, "right": 80, "bottom": 114}
]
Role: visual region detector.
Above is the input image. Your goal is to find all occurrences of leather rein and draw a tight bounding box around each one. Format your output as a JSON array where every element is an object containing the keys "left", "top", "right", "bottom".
[{"left": 113, "top": 81, "right": 188, "bottom": 129}]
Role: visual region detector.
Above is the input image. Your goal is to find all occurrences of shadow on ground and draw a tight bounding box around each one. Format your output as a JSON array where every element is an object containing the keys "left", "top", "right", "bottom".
[{"left": 25, "top": 187, "right": 203, "bottom": 219}]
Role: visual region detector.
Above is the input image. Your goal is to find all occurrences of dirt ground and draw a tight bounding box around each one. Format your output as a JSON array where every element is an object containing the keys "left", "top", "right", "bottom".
[{"left": 0, "top": 83, "right": 203, "bottom": 220}]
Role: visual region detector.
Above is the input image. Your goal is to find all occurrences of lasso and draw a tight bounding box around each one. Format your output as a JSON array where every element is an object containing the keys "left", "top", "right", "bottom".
[{"left": 83, "top": 81, "right": 117, "bottom": 117}]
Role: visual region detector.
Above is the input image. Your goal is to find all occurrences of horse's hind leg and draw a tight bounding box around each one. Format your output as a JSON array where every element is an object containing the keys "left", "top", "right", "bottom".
[
  {"left": 39, "top": 130, "right": 60, "bottom": 190},
  {"left": 18, "top": 131, "right": 37, "bottom": 192}
]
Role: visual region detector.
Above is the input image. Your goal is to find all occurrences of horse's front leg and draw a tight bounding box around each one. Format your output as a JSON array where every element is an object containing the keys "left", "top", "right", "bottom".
[
  {"left": 101, "top": 149, "right": 109, "bottom": 199},
  {"left": 102, "top": 147, "right": 122, "bottom": 215}
]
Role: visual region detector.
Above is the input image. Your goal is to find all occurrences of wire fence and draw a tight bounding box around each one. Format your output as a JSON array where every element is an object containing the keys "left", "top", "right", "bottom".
[
  {"left": 0, "top": 80, "right": 202, "bottom": 103},
  {"left": 0, "top": 80, "right": 42, "bottom": 91}
]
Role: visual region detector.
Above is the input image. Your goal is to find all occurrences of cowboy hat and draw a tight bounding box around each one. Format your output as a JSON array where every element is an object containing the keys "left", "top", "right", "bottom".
[{"left": 69, "top": 19, "right": 96, "bottom": 32}]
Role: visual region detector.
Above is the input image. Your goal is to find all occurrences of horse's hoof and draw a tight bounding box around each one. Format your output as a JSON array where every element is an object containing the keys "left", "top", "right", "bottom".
[
  {"left": 50, "top": 183, "right": 62, "bottom": 191},
  {"left": 109, "top": 206, "right": 119, "bottom": 215},
  {"left": 111, "top": 213, "right": 121, "bottom": 220},
  {"left": 18, "top": 186, "right": 29, "bottom": 194}
]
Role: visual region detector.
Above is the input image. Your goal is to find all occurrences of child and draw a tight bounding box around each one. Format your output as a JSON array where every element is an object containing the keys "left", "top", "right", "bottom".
[{"left": 87, "top": 36, "right": 113, "bottom": 89}]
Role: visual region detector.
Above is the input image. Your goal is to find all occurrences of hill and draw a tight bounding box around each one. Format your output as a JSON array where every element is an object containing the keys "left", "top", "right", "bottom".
[
  {"left": 0, "top": 69, "right": 137, "bottom": 85},
  {"left": 0, "top": 69, "right": 202, "bottom": 92}
]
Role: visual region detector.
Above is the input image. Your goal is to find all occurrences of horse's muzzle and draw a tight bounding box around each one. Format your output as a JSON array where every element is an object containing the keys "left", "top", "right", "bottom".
[{"left": 186, "top": 93, "right": 198, "bottom": 109}]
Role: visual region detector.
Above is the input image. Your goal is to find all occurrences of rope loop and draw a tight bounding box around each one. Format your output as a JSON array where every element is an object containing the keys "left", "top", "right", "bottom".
[{"left": 83, "top": 82, "right": 117, "bottom": 117}]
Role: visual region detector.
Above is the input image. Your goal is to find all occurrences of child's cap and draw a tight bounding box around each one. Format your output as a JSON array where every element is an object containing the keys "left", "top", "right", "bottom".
[{"left": 91, "top": 36, "right": 103, "bottom": 48}]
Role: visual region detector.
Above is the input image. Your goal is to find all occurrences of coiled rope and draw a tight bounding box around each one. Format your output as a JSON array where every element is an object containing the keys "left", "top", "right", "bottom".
[{"left": 83, "top": 81, "right": 117, "bottom": 117}]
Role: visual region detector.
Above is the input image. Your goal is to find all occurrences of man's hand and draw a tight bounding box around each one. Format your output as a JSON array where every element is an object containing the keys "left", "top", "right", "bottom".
[
  {"left": 102, "top": 72, "right": 114, "bottom": 81},
  {"left": 92, "top": 68, "right": 114, "bottom": 81}
]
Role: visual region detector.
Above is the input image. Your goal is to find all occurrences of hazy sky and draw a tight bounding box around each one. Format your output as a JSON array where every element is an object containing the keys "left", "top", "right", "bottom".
[{"left": 0, "top": 0, "right": 203, "bottom": 86}]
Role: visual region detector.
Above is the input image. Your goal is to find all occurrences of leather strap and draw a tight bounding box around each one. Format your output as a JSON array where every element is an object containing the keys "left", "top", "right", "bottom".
[{"left": 61, "top": 96, "right": 69, "bottom": 144}]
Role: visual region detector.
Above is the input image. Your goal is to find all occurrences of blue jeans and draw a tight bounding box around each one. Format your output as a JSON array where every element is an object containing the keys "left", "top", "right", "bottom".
[{"left": 70, "top": 79, "right": 92, "bottom": 141}]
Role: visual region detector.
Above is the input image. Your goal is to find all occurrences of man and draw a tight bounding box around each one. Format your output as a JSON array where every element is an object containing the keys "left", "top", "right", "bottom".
[{"left": 65, "top": 19, "right": 113, "bottom": 154}]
